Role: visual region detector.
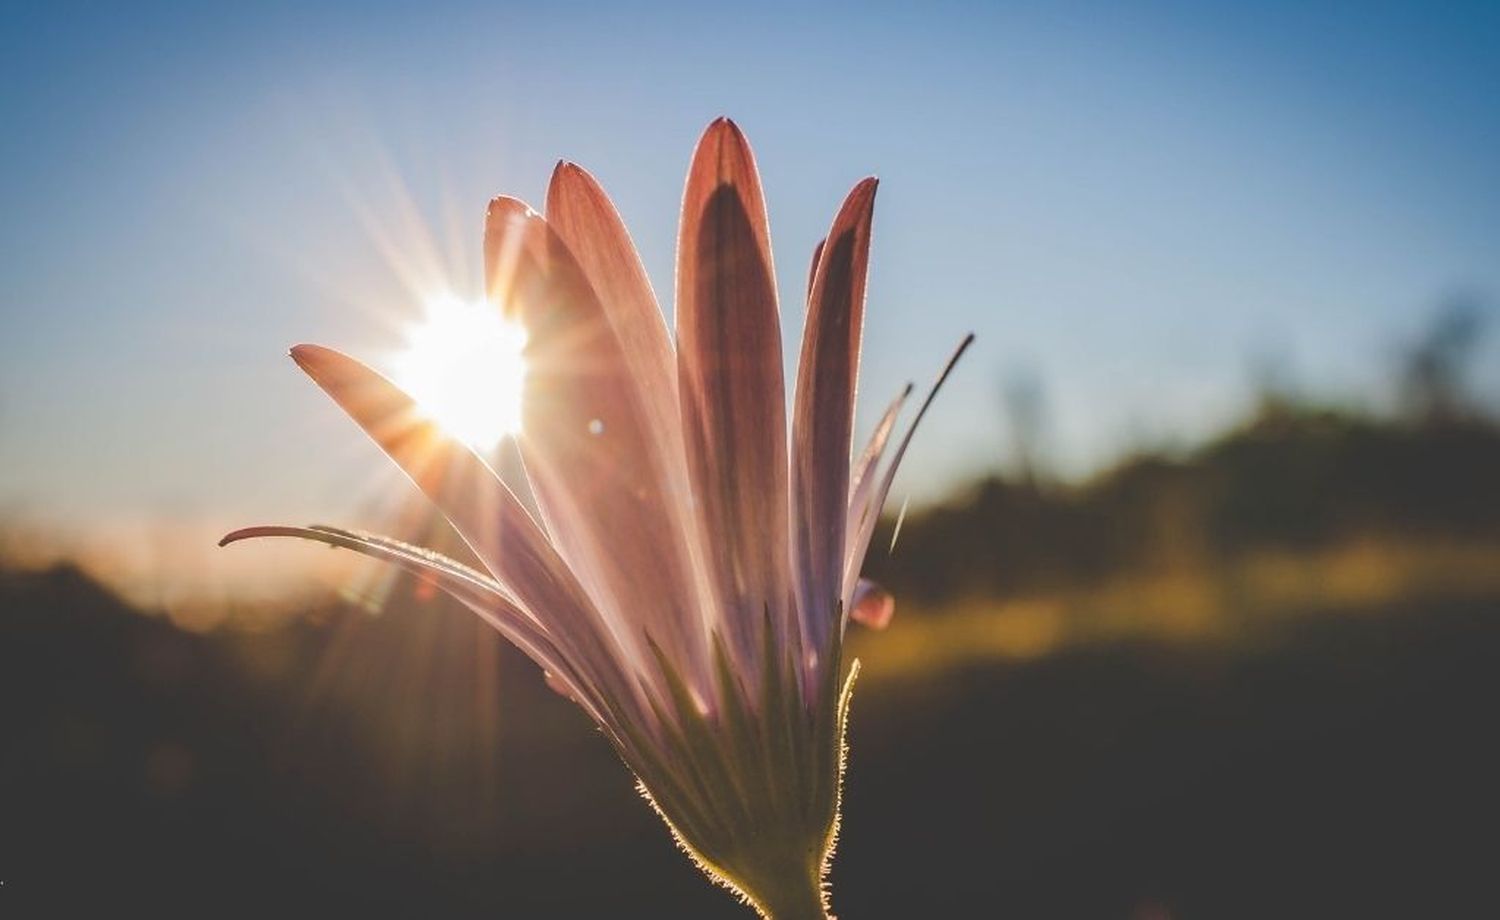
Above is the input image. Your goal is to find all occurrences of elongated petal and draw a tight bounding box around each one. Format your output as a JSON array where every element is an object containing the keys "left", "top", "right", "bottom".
[
  {"left": 849, "top": 578, "right": 895, "bottom": 630},
  {"left": 674, "top": 118, "right": 793, "bottom": 670},
  {"left": 286, "top": 344, "right": 644, "bottom": 718},
  {"left": 546, "top": 162, "right": 682, "bottom": 468},
  {"left": 218, "top": 524, "right": 601, "bottom": 716},
  {"left": 486, "top": 197, "right": 709, "bottom": 690},
  {"left": 546, "top": 163, "right": 717, "bottom": 670},
  {"left": 843, "top": 334, "right": 974, "bottom": 629},
  {"left": 843, "top": 383, "right": 912, "bottom": 600},
  {"left": 791, "top": 177, "right": 878, "bottom": 662},
  {"left": 806, "top": 237, "right": 825, "bottom": 302}
]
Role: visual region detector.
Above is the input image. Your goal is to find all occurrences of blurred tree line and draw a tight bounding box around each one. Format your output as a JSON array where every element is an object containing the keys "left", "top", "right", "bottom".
[{"left": 867, "top": 298, "right": 1500, "bottom": 605}]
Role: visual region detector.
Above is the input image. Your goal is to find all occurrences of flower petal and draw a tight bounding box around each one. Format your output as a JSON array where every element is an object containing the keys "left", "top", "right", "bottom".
[
  {"left": 842, "top": 334, "right": 974, "bottom": 628},
  {"left": 285, "top": 344, "right": 645, "bottom": 718},
  {"left": 791, "top": 177, "right": 878, "bottom": 662},
  {"left": 843, "top": 383, "right": 912, "bottom": 601},
  {"left": 217, "top": 524, "right": 602, "bottom": 716},
  {"left": 848, "top": 578, "right": 895, "bottom": 630},
  {"left": 806, "top": 237, "right": 826, "bottom": 302},
  {"left": 674, "top": 118, "right": 793, "bottom": 671},
  {"left": 545, "top": 163, "right": 718, "bottom": 670},
  {"left": 546, "top": 162, "right": 682, "bottom": 471},
  {"left": 486, "top": 197, "right": 710, "bottom": 691}
]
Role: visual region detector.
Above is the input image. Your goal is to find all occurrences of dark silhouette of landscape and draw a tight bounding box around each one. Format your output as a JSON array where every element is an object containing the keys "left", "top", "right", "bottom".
[{"left": 5, "top": 554, "right": 1497, "bottom": 916}]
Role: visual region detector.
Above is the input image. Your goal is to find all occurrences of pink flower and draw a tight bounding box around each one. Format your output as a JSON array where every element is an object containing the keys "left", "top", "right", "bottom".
[{"left": 223, "top": 118, "right": 968, "bottom": 918}]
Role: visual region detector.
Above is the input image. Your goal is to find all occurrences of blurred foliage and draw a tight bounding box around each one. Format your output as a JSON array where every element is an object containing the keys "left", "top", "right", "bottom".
[
  {"left": 867, "top": 405, "right": 1500, "bottom": 606},
  {"left": 867, "top": 297, "right": 1498, "bottom": 608}
]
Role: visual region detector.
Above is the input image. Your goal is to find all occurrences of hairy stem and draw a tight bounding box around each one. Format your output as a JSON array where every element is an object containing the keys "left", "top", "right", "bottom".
[{"left": 753, "top": 870, "right": 829, "bottom": 920}]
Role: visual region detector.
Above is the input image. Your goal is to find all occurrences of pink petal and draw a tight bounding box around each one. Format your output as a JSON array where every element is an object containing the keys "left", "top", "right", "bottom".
[
  {"left": 674, "top": 118, "right": 793, "bottom": 669},
  {"left": 545, "top": 162, "right": 683, "bottom": 471},
  {"left": 844, "top": 383, "right": 912, "bottom": 601},
  {"left": 285, "top": 344, "right": 645, "bottom": 718},
  {"left": 849, "top": 578, "right": 895, "bottom": 630},
  {"left": 486, "top": 197, "right": 710, "bottom": 689},
  {"left": 218, "top": 524, "right": 604, "bottom": 720},
  {"left": 806, "top": 237, "right": 826, "bottom": 302},
  {"left": 791, "top": 177, "right": 878, "bottom": 659}
]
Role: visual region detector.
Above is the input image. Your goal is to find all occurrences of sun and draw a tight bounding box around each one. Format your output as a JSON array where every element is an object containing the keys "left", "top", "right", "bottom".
[{"left": 391, "top": 295, "right": 528, "bottom": 451}]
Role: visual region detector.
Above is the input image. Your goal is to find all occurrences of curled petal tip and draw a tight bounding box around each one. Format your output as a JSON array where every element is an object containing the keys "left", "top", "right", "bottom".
[
  {"left": 547, "top": 160, "right": 605, "bottom": 210},
  {"left": 551, "top": 159, "right": 585, "bottom": 183},
  {"left": 543, "top": 669, "right": 579, "bottom": 702},
  {"left": 839, "top": 176, "right": 879, "bottom": 208},
  {"left": 487, "top": 195, "right": 538, "bottom": 221},
  {"left": 288, "top": 344, "right": 347, "bottom": 381},
  {"left": 697, "top": 116, "right": 750, "bottom": 152},
  {"left": 850, "top": 579, "right": 896, "bottom": 630},
  {"left": 218, "top": 525, "right": 284, "bottom": 548}
]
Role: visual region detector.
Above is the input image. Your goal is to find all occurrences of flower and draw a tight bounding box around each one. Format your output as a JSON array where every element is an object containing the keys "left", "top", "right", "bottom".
[{"left": 222, "top": 118, "right": 969, "bottom": 919}]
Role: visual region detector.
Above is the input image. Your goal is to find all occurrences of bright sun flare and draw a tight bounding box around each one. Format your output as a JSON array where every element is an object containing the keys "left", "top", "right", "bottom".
[{"left": 392, "top": 295, "right": 528, "bottom": 451}]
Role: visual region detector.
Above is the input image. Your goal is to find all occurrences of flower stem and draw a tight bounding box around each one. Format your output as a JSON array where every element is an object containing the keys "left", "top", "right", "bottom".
[{"left": 751, "top": 869, "right": 828, "bottom": 920}]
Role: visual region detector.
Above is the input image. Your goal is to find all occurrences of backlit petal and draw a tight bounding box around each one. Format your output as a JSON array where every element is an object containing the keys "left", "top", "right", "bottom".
[
  {"left": 792, "top": 177, "right": 878, "bottom": 662},
  {"left": 848, "top": 578, "right": 895, "bottom": 630},
  {"left": 546, "top": 162, "right": 682, "bottom": 470},
  {"left": 844, "top": 384, "right": 912, "bottom": 601},
  {"left": 486, "top": 198, "right": 710, "bottom": 691},
  {"left": 806, "top": 237, "right": 826, "bottom": 302},
  {"left": 217, "top": 524, "right": 602, "bottom": 718},
  {"left": 286, "top": 344, "right": 645, "bottom": 719},
  {"left": 674, "top": 118, "right": 793, "bottom": 671}
]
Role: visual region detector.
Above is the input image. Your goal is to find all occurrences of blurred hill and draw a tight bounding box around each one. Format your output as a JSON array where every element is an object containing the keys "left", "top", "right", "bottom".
[
  {"left": 866, "top": 298, "right": 1499, "bottom": 611},
  {"left": 868, "top": 407, "right": 1500, "bottom": 606}
]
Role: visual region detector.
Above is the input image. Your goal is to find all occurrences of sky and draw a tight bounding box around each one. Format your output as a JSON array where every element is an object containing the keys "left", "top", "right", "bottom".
[{"left": 1, "top": 0, "right": 1497, "bottom": 565}]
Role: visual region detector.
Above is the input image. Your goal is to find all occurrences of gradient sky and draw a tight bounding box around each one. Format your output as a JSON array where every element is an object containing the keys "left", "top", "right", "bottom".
[{"left": 2, "top": 0, "right": 1498, "bottom": 542}]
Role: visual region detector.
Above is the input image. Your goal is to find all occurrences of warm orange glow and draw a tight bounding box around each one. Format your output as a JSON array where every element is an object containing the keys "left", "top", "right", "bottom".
[{"left": 392, "top": 295, "right": 527, "bottom": 450}]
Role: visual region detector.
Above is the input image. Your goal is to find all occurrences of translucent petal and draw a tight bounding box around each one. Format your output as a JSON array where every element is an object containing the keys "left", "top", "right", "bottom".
[
  {"left": 791, "top": 178, "right": 878, "bottom": 662},
  {"left": 674, "top": 118, "right": 794, "bottom": 673},
  {"left": 486, "top": 198, "right": 710, "bottom": 690}
]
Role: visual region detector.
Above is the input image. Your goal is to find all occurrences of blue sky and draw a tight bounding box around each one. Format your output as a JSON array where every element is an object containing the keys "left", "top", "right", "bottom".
[{"left": 2, "top": 0, "right": 1497, "bottom": 535}]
